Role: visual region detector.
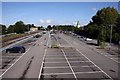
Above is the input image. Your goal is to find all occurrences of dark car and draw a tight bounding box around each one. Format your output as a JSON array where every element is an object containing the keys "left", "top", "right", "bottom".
[
  {"left": 6, "top": 46, "right": 26, "bottom": 53},
  {"left": 33, "top": 34, "right": 41, "bottom": 38}
]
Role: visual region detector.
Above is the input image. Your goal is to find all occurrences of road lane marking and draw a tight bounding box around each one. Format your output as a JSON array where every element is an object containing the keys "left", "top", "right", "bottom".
[
  {"left": 60, "top": 34, "right": 73, "bottom": 47},
  {"left": 47, "top": 33, "right": 51, "bottom": 48},
  {"left": 45, "top": 58, "right": 66, "bottom": 59},
  {"left": 43, "top": 72, "right": 73, "bottom": 75},
  {"left": 43, "top": 65, "right": 96, "bottom": 69},
  {"left": 111, "top": 58, "right": 119, "bottom": 59},
  {"left": 38, "top": 49, "right": 47, "bottom": 80},
  {"left": 61, "top": 49, "right": 78, "bottom": 80},
  {"left": 98, "top": 51, "right": 120, "bottom": 64},
  {"left": 104, "top": 55, "right": 116, "bottom": 56},
  {"left": 45, "top": 57, "right": 86, "bottom": 60},
  {"left": 45, "top": 55, "right": 64, "bottom": 57},
  {"left": 43, "top": 61, "right": 90, "bottom": 63},
  {"left": 0, "top": 36, "right": 41, "bottom": 78},
  {"left": 96, "top": 49, "right": 119, "bottom": 64},
  {"left": 0, "top": 46, "right": 32, "bottom": 78},
  {"left": 75, "top": 71, "right": 102, "bottom": 74},
  {"left": 42, "top": 71, "right": 103, "bottom": 76},
  {"left": 62, "top": 34, "right": 113, "bottom": 80},
  {"left": 43, "top": 66, "right": 70, "bottom": 68},
  {"left": 76, "top": 49, "right": 113, "bottom": 80},
  {"left": 54, "top": 35, "right": 61, "bottom": 47}
]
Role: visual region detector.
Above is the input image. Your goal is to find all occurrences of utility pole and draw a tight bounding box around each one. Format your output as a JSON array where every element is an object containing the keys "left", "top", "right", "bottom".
[{"left": 110, "top": 25, "right": 113, "bottom": 47}]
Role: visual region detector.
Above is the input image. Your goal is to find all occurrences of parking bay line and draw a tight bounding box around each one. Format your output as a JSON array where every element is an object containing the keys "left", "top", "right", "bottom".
[
  {"left": 43, "top": 61, "right": 90, "bottom": 63},
  {"left": 0, "top": 46, "right": 32, "bottom": 78},
  {"left": 45, "top": 57, "right": 85, "bottom": 60},
  {"left": 38, "top": 49, "right": 47, "bottom": 80},
  {"left": 0, "top": 37, "right": 41, "bottom": 78},
  {"left": 42, "top": 71, "right": 103, "bottom": 76},
  {"left": 97, "top": 51, "right": 120, "bottom": 64},
  {"left": 103, "top": 54, "right": 120, "bottom": 64},
  {"left": 61, "top": 49, "right": 78, "bottom": 80},
  {"left": 61, "top": 34, "right": 113, "bottom": 79},
  {"left": 76, "top": 49, "right": 113, "bottom": 80},
  {"left": 43, "top": 65, "right": 96, "bottom": 69},
  {"left": 43, "top": 72, "right": 73, "bottom": 75}
]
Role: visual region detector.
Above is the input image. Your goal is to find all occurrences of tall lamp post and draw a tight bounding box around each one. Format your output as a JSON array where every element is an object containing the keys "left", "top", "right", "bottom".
[{"left": 110, "top": 24, "right": 113, "bottom": 47}]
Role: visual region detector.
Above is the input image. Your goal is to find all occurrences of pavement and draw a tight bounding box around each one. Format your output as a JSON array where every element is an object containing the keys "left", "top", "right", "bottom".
[{"left": 0, "top": 32, "right": 119, "bottom": 80}]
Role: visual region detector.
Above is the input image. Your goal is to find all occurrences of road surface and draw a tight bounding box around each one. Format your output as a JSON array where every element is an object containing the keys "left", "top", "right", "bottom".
[{"left": 1, "top": 32, "right": 119, "bottom": 80}]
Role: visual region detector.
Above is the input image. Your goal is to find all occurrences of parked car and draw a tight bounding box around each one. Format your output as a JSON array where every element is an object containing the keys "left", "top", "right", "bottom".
[
  {"left": 33, "top": 34, "right": 41, "bottom": 38},
  {"left": 85, "top": 38, "right": 92, "bottom": 41},
  {"left": 6, "top": 46, "right": 26, "bottom": 53}
]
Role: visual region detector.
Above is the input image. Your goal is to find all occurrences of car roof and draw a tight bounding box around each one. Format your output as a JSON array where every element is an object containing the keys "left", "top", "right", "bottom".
[{"left": 13, "top": 46, "right": 24, "bottom": 48}]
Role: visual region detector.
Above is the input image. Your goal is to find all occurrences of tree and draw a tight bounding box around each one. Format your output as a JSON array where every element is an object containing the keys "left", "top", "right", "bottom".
[
  {"left": 91, "top": 7, "right": 119, "bottom": 46},
  {"left": 0, "top": 24, "right": 6, "bottom": 34},
  {"left": 47, "top": 25, "right": 52, "bottom": 31},
  {"left": 7, "top": 25, "right": 15, "bottom": 33},
  {"left": 14, "top": 21, "right": 26, "bottom": 33},
  {"left": 115, "top": 14, "right": 120, "bottom": 33},
  {"left": 38, "top": 26, "right": 44, "bottom": 30}
]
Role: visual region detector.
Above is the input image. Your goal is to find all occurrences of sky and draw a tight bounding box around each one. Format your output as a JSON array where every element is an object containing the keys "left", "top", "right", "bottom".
[{"left": 1, "top": 2, "right": 119, "bottom": 27}]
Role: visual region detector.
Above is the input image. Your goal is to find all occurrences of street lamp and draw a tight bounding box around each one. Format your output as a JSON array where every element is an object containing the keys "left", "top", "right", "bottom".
[{"left": 109, "top": 24, "right": 113, "bottom": 47}]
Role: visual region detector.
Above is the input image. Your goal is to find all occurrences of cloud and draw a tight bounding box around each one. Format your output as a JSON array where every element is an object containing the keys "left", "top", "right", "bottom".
[
  {"left": 92, "top": 7, "right": 97, "bottom": 11},
  {"left": 40, "top": 19, "right": 44, "bottom": 23},
  {"left": 40, "top": 19, "right": 51, "bottom": 24},
  {"left": 46, "top": 19, "right": 51, "bottom": 23}
]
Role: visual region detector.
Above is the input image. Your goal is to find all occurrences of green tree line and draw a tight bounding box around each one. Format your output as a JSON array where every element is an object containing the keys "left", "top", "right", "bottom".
[
  {"left": 0, "top": 21, "right": 40, "bottom": 34},
  {"left": 47, "top": 7, "right": 120, "bottom": 46},
  {"left": 78, "top": 7, "right": 120, "bottom": 46}
]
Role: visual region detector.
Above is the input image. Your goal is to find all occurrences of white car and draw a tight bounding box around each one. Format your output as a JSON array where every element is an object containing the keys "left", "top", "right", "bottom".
[{"left": 85, "top": 38, "right": 92, "bottom": 41}]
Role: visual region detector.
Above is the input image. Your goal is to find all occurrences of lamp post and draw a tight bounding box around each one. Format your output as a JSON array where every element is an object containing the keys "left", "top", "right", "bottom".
[
  {"left": 110, "top": 24, "right": 113, "bottom": 47},
  {"left": 118, "top": 41, "right": 120, "bottom": 55}
]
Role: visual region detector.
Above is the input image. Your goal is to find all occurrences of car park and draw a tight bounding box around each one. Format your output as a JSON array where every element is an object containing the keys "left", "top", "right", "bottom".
[{"left": 6, "top": 46, "right": 26, "bottom": 53}]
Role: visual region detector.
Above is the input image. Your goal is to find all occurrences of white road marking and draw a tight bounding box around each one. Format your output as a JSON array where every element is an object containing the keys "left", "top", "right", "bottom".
[
  {"left": 43, "top": 61, "right": 67, "bottom": 63},
  {"left": 76, "top": 49, "right": 113, "bottom": 80},
  {"left": 61, "top": 49, "right": 78, "bottom": 80},
  {"left": 104, "top": 55, "right": 115, "bottom": 57},
  {"left": 43, "top": 61, "right": 90, "bottom": 63},
  {"left": 0, "top": 35, "right": 42, "bottom": 78},
  {"left": 0, "top": 46, "right": 32, "bottom": 78},
  {"left": 45, "top": 58, "right": 66, "bottom": 59},
  {"left": 54, "top": 35, "right": 61, "bottom": 47},
  {"left": 97, "top": 51, "right": 120, "bottom": 64},
  {"left": 62, "top": 34, "right": 113, "bottom": 80},
  {"left": 45, "top": 57, "right": 86, "bottom": 60},
  {"left": 43, "top": 72, "right": 73, "bottom": 75},
  {"left": 43, "top": 66, "right": 70, "bottom": 69},
  {"left": 60, "top": 34, "right": 73, "bottom": 47},
  {"left": 111, "top": 58, "right": 119, "bottom": 59},
  {"left": 45, "top": 55, "right": 64, "bottom": 57},
  {"left": 42, "top": 71, "right": 103, "bottom": 76},
  {"left": 38, "top": 49, "right": 47, "bottom": 80},
  {"left": 43, "top": 65, "right": 96, "bottom": 69},
  {"left": 80, "top": 65, "right": 96, "bottom": 67},
  {"left": 75, "top": 71, "right": 102, "bottom": 74},
  {"left": 47, "top": 33, "right": 51, "bottom": 48}
]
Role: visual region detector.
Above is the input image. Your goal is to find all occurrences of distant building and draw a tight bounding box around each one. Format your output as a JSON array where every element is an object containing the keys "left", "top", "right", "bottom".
[
  {"left": 76, "top": 21, "right": 80, "bottom": 28},
  {"left": 30, "top": 27, "right": 38, "bottom": 32}
]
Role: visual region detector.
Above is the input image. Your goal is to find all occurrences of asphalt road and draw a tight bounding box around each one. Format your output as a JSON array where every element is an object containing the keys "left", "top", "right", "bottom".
[
  {"left": 1, "top": 33, "right": 49, "bottom": 79},
  {"left": 1, "top": 32, "right": 120, "bottom": 80}
]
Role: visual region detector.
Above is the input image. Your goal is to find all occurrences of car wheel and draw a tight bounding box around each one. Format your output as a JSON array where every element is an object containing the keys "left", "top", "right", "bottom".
[
  {"left": 19, "top": 50, "right": 22, "bottom": 53},
  {"left": 20, "top": 48, "right": 25, "bottom": 53},
  {"left": 6, "top": 50, "right": 9, "bottom": 53}
]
